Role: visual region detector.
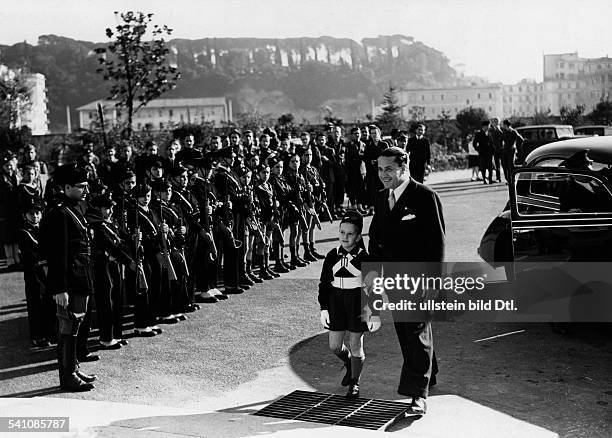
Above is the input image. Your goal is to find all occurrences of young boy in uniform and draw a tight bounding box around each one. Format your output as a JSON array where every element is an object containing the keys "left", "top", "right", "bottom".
[{"left": 318, "top": 212, "right": 379, "bottom": 398}]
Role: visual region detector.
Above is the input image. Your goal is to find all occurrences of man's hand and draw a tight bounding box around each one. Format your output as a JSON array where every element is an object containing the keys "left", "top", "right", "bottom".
[
  {"left": 363, "top": 271, "right": 379, "bottom": 295},
  {"left": 367, "top": 315, "right": 381, "bottom": 332},
  {"left": 320, "top": 310, "right": 330, "bottom": 329},
  {"left": 180, "top": 225, "right": 187, "bottom": 235},
  {"left": 54, "top": 292, "right": 69, "bottom": 308}
]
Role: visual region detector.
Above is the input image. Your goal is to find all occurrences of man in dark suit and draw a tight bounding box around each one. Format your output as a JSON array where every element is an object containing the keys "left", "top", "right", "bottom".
[
  {"left": 474, "top": 121, "right": 495, "bottom": 184},
  {"left": 406, "top": 124, "right": 431, "bottom": 183},
  {"left": 366, "top": 146, "right": 445, "bottom": 415}
]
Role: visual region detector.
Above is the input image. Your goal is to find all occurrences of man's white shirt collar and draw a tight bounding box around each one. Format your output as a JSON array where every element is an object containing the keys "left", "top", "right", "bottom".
[{"left": 392, "top": 177, "right": 411, "bottom": 204}]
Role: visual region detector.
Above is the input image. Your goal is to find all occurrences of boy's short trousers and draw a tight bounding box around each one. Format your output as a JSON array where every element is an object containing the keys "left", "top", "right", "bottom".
[{"left": 328, "top": 287, "right": 368, "bottom": 333}]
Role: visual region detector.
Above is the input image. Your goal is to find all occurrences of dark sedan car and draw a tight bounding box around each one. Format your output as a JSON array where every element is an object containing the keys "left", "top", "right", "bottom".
[{"left": 478, "top": 136, "right": 612, "bottom": 322}]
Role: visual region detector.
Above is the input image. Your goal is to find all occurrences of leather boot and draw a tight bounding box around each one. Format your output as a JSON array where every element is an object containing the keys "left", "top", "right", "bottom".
[
  {"left": 310, "top": 243, "right": 325, "bottom": 260},
  {"left": 246, "top": 261, "right": 263, "bottom": 283},
  {"left": 265, "top": 254, "right": 280, "bottom": 278},
  {"left": 303, "top": 243, "right": 317, "bottom": 262},
  {"left": 279, "top": 246, "right": 293, "bottom": 270},
  {"left": 273, "top": 255, "right": 290, "bottom": 273},
  {"left": 59, "top": 335, "right": 94, "bottom": 392},
  {"left": 259, "top": 257, "right": 274, "bottom": 280},
  {"left": 290, "top": 246, "right": 307, "bottom": 268}
]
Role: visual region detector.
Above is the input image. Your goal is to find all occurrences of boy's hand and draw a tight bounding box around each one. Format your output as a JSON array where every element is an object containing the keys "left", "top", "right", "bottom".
[
  {"left": 320, "top": 310, "right": 330, "bottom": 329},
  {"left": 367, "top": 315, "right": 381, "bottom": 332}
]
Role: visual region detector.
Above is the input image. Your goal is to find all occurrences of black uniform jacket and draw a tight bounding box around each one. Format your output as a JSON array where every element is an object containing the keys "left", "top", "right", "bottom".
[{"left": 43, "top": 198, "right": 94, "bottom": 296}]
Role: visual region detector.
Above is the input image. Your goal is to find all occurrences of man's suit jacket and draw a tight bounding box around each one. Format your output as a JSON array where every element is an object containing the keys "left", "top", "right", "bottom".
[{"left": 368, "top": 178, "right": 445, "bottom": 264}]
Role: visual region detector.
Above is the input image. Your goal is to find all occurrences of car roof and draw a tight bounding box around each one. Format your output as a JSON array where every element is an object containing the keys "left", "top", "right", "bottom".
[
  {"left": 574, "top": 125, "right": 611, "bottom": 129},
  {"left": 526, "top": 135, "right": 612, "bottom": 165},
  {"left": 517, "top": 125, "right": 574, "bottom": 130}
]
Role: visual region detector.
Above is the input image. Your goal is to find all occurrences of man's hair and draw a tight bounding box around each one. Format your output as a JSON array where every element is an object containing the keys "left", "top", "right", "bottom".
[
  {"left": 416, "top": 123, "right": 426, "bottom": 130},
  {"left": 481, "top": 120, "right": 490, "bottom": 127},
  {"left": 350, "top": 127, "right": 361, "bottom": 134},
  {"left": 368, "top": 124, "right": 381, "bottom": 133},
  {"left": 503, "top": 119, "right": 512, "bottom": 127},
  {"left": 379, "top": 146, "right": 408, "bottom": 166}
]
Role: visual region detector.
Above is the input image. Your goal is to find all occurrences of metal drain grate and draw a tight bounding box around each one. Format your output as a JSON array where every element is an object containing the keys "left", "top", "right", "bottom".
[{"left": 254, "top": 390, "right": 411, "bottom": 431}]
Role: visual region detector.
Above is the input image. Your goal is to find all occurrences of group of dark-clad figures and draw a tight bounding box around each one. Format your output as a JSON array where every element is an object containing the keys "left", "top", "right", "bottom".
[{"left": 1, "top": 123, "right": 434, "bottom": 396}]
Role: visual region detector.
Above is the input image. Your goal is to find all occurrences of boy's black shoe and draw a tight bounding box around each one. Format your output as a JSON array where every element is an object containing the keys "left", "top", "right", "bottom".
[
  {"left": 346, "top": 382, "right": 360, "bottom": 399},
  {"left": 341, "top": 362, "right": 352, "bottom": 387}
]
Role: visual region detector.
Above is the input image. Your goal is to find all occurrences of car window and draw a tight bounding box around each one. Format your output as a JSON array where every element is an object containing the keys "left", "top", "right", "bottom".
[
  {"left": 557, "top": 127, "right": 574, "bottom": 138},
  {"left": 520, "top": 129, "right": 537, "bottom": 140},
  {"left": 515, "top": 171, "right": 612, "bottom": 216}
]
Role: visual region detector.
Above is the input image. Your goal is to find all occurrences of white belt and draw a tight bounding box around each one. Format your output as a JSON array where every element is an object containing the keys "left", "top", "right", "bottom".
[{"left": 331, "top": 277, "right": 362, "bottom": 289}]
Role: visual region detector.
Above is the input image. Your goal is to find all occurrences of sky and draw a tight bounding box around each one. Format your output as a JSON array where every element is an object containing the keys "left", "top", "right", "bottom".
[{"left": 1, "top": 0, "right": 611, "bottom": 84}]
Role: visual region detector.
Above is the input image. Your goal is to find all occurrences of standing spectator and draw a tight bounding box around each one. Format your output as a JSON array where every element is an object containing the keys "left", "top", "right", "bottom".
[
  {"left": 364, "top": 125, "right": 387, "bottom": 213},
  {"left": 406, "top": 124, "right": 431, "bottom": 183},
  {"left": 0, "top": 153, "right": 21, "bottom": 268},
  {"left": 489, "top": 118, "right": 504, "bottom": 182},
  {"left": 466, "top": 133, "right": 480, "bottom": 181},
  {"left": 345, "top": 127, "right": 367, "bottom": 213},
  {"left": 474, "top": 121, "right": 495, "bottom": 184},
  {"left": 501, "top": 119, "right": 524, "bottom": 183},
  {"left": 21, "top": 144, "right": 48, "bottom": 176},
  {"left": 51, "top": 141, "right": 71, "bottom": 169},
  {"left": 16, "top": 164, "right": 43, "bottom": 213},
  {"left": 314, "top": 132, "right": 336, "bottom": 217}
]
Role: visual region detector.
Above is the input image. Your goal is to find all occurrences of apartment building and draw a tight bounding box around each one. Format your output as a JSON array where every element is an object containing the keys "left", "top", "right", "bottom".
[{"left": 77, "top": 97, "right": 232, "bottom": 131}]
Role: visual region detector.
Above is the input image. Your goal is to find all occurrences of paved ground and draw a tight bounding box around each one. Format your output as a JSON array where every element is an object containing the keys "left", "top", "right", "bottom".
[{"left": 1, "top": 168, "right": 611, "bottom": 437}]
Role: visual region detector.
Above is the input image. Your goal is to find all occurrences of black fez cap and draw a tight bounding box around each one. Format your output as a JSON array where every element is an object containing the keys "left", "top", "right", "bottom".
[
  {"left": 90, "top": 193, "right": 116, "bottom": 209},
  {"left": 133, "top": 183, "right": 152, "bottom": 198},
  {"left": 213, "top": 146, "right": 233, "bottom": 160},
  {"left": 340, "top": 211, "right": 363, "bottom": 233},
  {"left": 22, "top": 197, "right": 46, "bottom": 213},
  {"left": 54, "top": 164, "right": 88, "bottom": 185},
  {"left": 255, "top": 163, "right": 269, "bottom": 173},
  {"left": 169, "top": 164, "right": 188, "bottom": 177},
  {"left": 235, "top": 166, "right": 252, "bottom": 178},
  {"left": 230, "top": 129, "right": 241, "bottom": 136},
  {"left": 150, "top": 179, "right": 171, "bottom": 192},
  {"left": 148, "top": 156, "right": 164, "bottom": 169},
  {"left": 267, "top": 156, "right": 281, "bottom": 167}
]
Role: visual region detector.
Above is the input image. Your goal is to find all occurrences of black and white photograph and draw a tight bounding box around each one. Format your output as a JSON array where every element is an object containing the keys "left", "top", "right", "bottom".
[{"left": 0, "top": 1, "right": 611, "bottom": 436}]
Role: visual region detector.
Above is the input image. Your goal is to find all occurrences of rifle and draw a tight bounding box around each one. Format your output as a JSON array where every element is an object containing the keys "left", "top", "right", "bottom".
[
  {"left": 158, "top": 200, "right": 178, "bottom": 282},
  {"left": 97, "top": 103, "right": 109, "bottom": 150}
]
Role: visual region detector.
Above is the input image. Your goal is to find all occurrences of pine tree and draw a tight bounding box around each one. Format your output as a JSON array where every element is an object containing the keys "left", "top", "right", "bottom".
[{"left": 375, "top": 85, "right": 405, "bottom": 134}]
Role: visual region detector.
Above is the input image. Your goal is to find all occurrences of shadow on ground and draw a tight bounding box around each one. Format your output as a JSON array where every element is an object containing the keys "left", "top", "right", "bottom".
[{"left": 287, "top": 320, "right": 612, "bottom": 438}]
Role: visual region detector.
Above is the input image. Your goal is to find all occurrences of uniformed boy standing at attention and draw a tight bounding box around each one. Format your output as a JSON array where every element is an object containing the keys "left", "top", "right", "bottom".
[{"left": 318, "top": 213, "right": 380, "bottom": 399}]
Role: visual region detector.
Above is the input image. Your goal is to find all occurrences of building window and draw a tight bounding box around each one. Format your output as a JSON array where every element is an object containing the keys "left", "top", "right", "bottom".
[
  {"left": 559, "top": 62, "right": 565, "bottom": 68},
  {"left": 489, "top": 106, "right": 492, "bottom": 111},
  {"left": 477, "top": 93, "right": 481, "bottom": 99},
  {"left": 569, "top": 63, "right": 574, "bottom": 69},
  {"left": 489, "top": 93, "right": 492, "bottom": 99},
  {"left": 89, "top": 112, "right": 93, "bottom": 119},
  {"left": 159, "top": 122, "right": 163, "bottom": 129},
  {"left": 180, "top": 114, "right": 184, "bottom": 122},
  {"left": 169, "top": 109, "right": 173, "bottom": 117},
  {"left": 518, "top": 87, "right": 522, "bottom": 92},
  {"left": 158, "top": 110, "right": 163, "bottom": 117},
  {"left": 421, "top": 95, "right": 425, "bottom": 101},
  {"left": 509, "top": 97, "right": 512, "bottom": 102},
  {"left": 466, "top": 99, "right": 470, "bottom": 105},
  {"left": 441, "top": 94, "right": 444, "bottom": 100},
  {"left": 509, "top": 86, "right": 513, "bottom": 92},
  {"left": 558, "top": 83, "right": 562, "bottom": 89}
]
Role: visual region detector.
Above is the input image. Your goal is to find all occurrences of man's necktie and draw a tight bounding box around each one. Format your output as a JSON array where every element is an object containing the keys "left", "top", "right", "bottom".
[{"left": 388, "top": 190, "right": 396, "bottom": 210}]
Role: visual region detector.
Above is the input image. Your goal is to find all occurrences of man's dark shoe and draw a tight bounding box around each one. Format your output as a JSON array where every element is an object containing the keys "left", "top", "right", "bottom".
[
  {"left": 150, "top": 326, "right": 163, "bottom": 335},
  {"left": 77, "top": 353, "right": 100, "bottom": 362},
  {"left": 174, "top": 313, "right": 187, "bottom": 321},
  {"left": 134, "top": 328, "right": 156, "bottom": 337},
  {"left": 224, "top": 287, "right": 244, "bottom": 295},
  {"left": 118, "top": 339, "right": 129, "bottom": 346},
  {"left": 341, "top": 362, "right": 352, "bottom": 387},
  {"left": 346, "top": 382, "right": 360, "bottom": 399},
  {"left": 196, "top": 291, "right": 218, "bottom": 303},
  {"left": 409, "top": 397, "right": 427, "bottom": 415},
  {"left": 76, "top": 370, "right": 97, "bottom": 383},
  {"left": 32, "top": 339, "right": 52, "bottom": 348},
  {"left": 60, "top": 373, "right": 94, "bottom": 392}
]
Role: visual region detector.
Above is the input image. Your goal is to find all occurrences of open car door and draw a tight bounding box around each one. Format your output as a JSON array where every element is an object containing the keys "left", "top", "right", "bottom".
[{"left": 508, "top": 167, "right": 612, "bottom": 321}]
